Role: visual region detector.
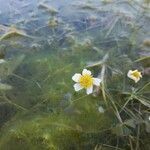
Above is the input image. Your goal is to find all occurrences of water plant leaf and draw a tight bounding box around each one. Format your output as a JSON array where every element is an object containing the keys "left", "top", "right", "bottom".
[
  {"left": 134, "top": 96, "right": 150, "bottom": 108},
  {"left": 86, "top": 53, "right": 109, "bottom": 68},
  {"left": 135, "top": 56, "right": 150, "bottom": 67},
  {"left": 0, "top": 26, "right": 32, "bottom": 41}
]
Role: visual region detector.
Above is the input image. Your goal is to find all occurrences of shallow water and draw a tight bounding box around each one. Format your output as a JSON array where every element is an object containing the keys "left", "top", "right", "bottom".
[{"left": 0, "top": 0, "right": 150, "bottom": 150}]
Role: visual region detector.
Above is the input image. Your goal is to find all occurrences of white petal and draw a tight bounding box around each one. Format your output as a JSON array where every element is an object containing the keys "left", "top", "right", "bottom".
[
  {"left": 134, "top": 78, "right": 140, "bottom": 83},
  {"left": 73, "top": 83, "right": 83, "bottom": 91},
  {"left": 86, "top": 86, "right": 93, "bottom": 95},
  {"left": 139, "top": 73, "right": 142, "bottom": 78},
  {"left": 72, "top": 73, "right": 82, "bottom": 82},
  {"left": 127, "top": 70, "right": 142, "bottom": 83},
  {"left": 130, "top": 76, "right": 137, "bottom": 82},
  {"left": 127, "top": 70, "right": 132, "bottom": 78},
  {"left": 82, "top": 69, "right": 91, "bottom": 76},
  {"left": 127, "top": 70, "right": 136, "bottom": 81},
  {"left": 93, "top": 78, "right": 101, "bottom": 86},
  {"left": 127, "top": 71, "right": 139, "bottom": 83}
]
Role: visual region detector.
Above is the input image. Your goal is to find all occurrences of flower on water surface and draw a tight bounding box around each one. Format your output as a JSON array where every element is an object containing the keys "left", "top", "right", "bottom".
[
  {"left": 127, "top": 70, "right": 142, "bottom": 83},
  {"left": 72, "top": 69, "right": 102, "bottom": 95}
]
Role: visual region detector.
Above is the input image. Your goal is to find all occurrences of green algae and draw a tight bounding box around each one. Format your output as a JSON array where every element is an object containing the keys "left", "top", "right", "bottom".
[
  {"left": 0, "top": 0, "right": 149, "bottom": 149},
  {"left": 0, "top": 38, "right": 149, "bottom": 149},
  {"left": 0, "top": 107, "right": 113, "bottom": 150}
]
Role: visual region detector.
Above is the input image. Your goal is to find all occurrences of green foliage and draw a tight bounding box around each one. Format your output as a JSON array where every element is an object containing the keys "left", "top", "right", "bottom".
[
  {"left": 0, "top": 111, "right": 113, "bottom": 150},
  {"left": 0, "top": 0, "right": 150, "bottom": 149}
]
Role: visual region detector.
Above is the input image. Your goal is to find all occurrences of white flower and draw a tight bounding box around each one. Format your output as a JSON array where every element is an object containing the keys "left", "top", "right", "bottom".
[
  {"left": 72, "top": 69, "right": 102, "bottom": 95},
  {"left": 127, "top": 70, "right": 142, "bottom": 83}
]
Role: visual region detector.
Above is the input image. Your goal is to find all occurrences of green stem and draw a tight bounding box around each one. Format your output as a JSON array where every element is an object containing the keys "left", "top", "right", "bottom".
[{"left": 2, "top": 93, "right": 27, "bottom": 111}]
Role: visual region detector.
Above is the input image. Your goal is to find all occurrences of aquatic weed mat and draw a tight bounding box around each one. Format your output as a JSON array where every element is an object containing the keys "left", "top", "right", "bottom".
[{"left": 0, "top": 0, "right": 150, "bottom": 150}]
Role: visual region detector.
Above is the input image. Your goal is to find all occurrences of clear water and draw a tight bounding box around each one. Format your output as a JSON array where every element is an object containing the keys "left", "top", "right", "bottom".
[{"left": 0, "top": 0, "right": 150, "bottom": 149}]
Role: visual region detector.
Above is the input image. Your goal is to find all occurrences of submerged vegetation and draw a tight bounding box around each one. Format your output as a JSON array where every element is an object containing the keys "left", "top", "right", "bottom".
[{"left": 0, "top": 0, "right": 149, "bottom": 149}]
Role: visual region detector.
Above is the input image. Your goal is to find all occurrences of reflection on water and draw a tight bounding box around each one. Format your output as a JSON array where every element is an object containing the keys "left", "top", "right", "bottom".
[{"left": 0, "top": 0, "right": 150, "bottom": 149}]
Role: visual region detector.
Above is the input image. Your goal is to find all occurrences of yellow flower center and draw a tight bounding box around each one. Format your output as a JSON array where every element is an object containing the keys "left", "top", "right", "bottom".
[
  {"left": 79, "top": 74, "right": 93, "bottom": 88},
  {"left": 131, "top": 70, "right": 141, "bottom": 79}
]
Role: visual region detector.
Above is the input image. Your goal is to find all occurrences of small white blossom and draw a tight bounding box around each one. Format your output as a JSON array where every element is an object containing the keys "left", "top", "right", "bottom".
[
  {"left": 72, "top": 69, "right": 102, "bottom": 95},
  {"left": 127, "top": 70, "right": 142, "bottom": 83}
]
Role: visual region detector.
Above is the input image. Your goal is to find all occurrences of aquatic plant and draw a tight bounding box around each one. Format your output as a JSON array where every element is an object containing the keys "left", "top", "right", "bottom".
[{"left": 0, "top": 0, "right": 149, "bottom": 150}]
